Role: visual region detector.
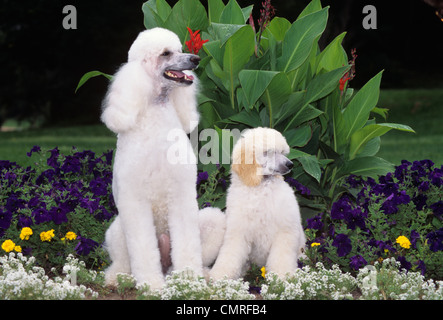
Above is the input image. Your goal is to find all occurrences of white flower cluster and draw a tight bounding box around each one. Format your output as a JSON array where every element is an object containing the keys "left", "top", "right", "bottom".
[
  {"left": 261, "top": 263, "right": 357, "bottom": 300},
  {"left": 357, "top": 258, "right": 443, "bottom": 300},
  {"left": 137, "top": 269, "right": 255, "bottom": 300},
  {"left": 261, "top": 259, "right": 443, "bottom": 300},
  {"left": 0, "top": 252, "right": 98, "bottom": 300}
]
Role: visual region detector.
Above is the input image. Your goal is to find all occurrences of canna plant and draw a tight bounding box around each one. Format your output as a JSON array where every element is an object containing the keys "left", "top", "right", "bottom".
[{"left": 78, "top": 0, "right": 414, "bottom": 213}]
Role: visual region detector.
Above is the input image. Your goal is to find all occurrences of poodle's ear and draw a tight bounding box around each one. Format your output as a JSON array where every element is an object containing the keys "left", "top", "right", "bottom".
[
  {"left": 170, "top": 73, "right": 200, "bottom": 134},
  {"left": 101, "top": 62, "right": 153, "bottom": 134},
  {"left": 231, "top": 139, "right": 263, "bottom": 187}
]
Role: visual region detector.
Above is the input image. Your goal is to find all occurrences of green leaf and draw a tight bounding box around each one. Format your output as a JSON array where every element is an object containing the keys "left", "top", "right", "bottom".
[
  {"left": 315, "top": 32, "right": 347, "bottom": 73},
  {"left": 222, "top": 26, "right": 255, "bottom": 108},
  {"left": 277, "top": 7, "right": 328, "bottom": 73},
  {"left": 75, "top": 71, "right": 112, "bottom": 93},
  {"left": 284, "top": 125, "right": 312, "bottom": 148},
  {"left": 241, "top": 5, "right": 254, "bottom": 24},
  {"left": 220, "top": 0, "right": 245, "bottom": 24},
  {"left": 342, "top": 70, "right": 383, "bottom": 140},
  {"left": 208, "top": 0, "right": 225, "bottom": 24},
  {"left": 225, "top": 108, "right": 262, "bottom": 127},
  {"left": 259, "top": 72, "right": 292, "bottom": 127},
  {"left": 349, "top": 123, "right": 415, "bottom": 160},
  {"left": 305, "top": 66, "right": 349, "bottom": 104},
  {"left": 203, "top": 40, "right": 223, "bottom": 67},
  {"left": 142, "top": 0, "right": 169, "bottom": 29},
  {"left": 283, "top": 104, "right": 324, "bottom": 130},
  {"left": 296, "top": 0, "right": 322, "bottom": 20},
  {"left": 238, "top": 70, "right": 279, "bottom": 109},
  {"left": 209, "top": 23, "right": 244, "bottom": 47},
  {"left": 296, "top": 155, "right": 322, "bottom": 183},
  {"left": 165, "top": 0, "right": 208, "bottom": 42},
  {"left": 266, "top": 17, "right": 291, "bottom": 41},
  {"left": 337, "top": 156, "right": 394, "bottom": 178}
]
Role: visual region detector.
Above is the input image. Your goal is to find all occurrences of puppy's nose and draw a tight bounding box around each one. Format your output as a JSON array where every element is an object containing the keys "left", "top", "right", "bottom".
[{"left": 190, "top": 55, "right": 200, "bottom": 65}]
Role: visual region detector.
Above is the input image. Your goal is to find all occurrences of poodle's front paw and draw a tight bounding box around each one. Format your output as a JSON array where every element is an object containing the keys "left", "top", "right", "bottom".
[{"left": 135, "top": 274, "right": 165, "bottom": 291}]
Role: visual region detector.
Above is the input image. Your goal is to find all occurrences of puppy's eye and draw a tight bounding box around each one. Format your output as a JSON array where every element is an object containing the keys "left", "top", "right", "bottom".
[{"left": 161, "top": 51, "right": 171, "bottom": 57}]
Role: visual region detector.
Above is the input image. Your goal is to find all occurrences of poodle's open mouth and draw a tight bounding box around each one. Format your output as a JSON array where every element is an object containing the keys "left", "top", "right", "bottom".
[{"left": 164, "top": 70, "right": 194, "bottom": 84}]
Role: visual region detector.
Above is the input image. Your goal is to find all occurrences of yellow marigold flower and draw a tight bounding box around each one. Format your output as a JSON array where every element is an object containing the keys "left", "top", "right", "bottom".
[
  {"left": 20, "top": 227, "right": 33, "bottom": 240},
  {"left": 1, "top": 239, "right": 16, "bottom": 253},
  {"left": 311, "top": 242, "right": 321, "bottom": 247},
  {"left": 396, "top": 235, "right": 411, "bottom": 249},
  {"left": 40, "top": 229, "right": 55, "bottom": 242},
  {"left": 14, "top": 245, "right": 22, "bottom": 253},
  {"left": 261, "top": 266, "right": 266, "bottom": 279},
  {"left": 64, "top": 231, "right": 77, "bottom": 241}
]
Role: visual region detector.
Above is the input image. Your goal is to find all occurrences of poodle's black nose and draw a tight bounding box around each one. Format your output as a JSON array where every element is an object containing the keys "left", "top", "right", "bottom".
[
  {"left": 190, "top": 55, "right": 200, "bottom": 65},
  {"left": 286, "top": 160, "right": 294, "bottom": 170}
]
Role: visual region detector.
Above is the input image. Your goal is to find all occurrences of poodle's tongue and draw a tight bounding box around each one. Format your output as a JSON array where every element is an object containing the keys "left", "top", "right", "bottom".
[{"left": 165, "top": 70, "right": 194, "bottom": 81}]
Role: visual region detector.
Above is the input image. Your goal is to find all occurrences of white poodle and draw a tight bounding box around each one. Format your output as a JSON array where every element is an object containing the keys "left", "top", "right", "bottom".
[
  {"left": 101, "top": 28, "right": 224, "bottom": 289},
  {"left": 209, "top": 127, "right": 306, "bottom": 280}
]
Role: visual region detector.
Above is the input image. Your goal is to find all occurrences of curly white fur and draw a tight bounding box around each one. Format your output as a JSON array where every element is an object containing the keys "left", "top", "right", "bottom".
[
  {"left": 102, "top": 28, "right": 224, "bottom": 290},
  {"left": 209, "top": 127, "right": 306, "bottom": 280}
]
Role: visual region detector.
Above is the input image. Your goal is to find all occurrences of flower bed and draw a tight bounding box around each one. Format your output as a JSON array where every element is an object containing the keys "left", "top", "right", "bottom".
[
  {"left": 0, "top": 146, "right": 117, "bottom": 272},
  {"left": 302, "top": 160, "right": 443, "bottom": 281},
  {"left": 0, "top": 146, "right": 442, "bottom": 300}
]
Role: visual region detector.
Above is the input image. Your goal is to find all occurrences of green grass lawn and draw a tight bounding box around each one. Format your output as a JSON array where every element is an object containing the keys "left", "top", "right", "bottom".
[
  {"left": 1, "top": 88, "right": 442, "bottom": 167},
  {"left": 377, "top": 88, "right": 443, "bottom": 166},
  {"left": 0, "top": 125, "right": 117, "bottom": 167}
]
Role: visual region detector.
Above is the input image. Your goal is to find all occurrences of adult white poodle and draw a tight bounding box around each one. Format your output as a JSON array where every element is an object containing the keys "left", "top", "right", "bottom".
[
  {"left": 101, "top": 28, "right": 224, "bottom": 289},
  {"left": 209, "top": 127, "right": 306, "bottom": 280}
]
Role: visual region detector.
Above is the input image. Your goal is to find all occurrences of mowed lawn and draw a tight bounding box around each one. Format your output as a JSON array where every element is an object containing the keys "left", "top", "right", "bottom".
[
  {"left": 0, "top": 125, "right": 117, "bottom": 167},
  {"left": 377, "top": 88, "right": 443, "bottom": 166},
  {"left": 0, "top": 88, "right": 442, "bottom": 168}
]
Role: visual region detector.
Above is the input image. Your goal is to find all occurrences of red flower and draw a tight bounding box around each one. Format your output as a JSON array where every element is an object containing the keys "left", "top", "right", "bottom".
[
  {"left": 185, "top": 27, "right": 208, "bottom": 55},
  {"left": 339, "top": 75, "right": 351, "bottom": 91}
]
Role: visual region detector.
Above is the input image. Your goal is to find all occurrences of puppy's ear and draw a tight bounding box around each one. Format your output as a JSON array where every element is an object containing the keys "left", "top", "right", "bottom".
[{"left": 232, "top": 140, "right": 262, "bottom": 187}]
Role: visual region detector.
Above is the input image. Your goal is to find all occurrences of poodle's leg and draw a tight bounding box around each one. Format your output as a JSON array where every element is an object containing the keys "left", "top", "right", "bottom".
[
  {"left": 118, "top": 197, "right": 165, "bottom": 290},
  {"left": 209, "top": 231, "right": 250, "bottom": 280},
  {"left": 266, "top": 233, "right": 299, "bottom": 277},
  {"left": 199, "top": 207, "right": 226, "bottom": 267},
  {"left": 168, "top": 187, "right": 203, "bottom": 276},
  {"left": 104, "top": 216, "right": 131, "bottom": 286}
]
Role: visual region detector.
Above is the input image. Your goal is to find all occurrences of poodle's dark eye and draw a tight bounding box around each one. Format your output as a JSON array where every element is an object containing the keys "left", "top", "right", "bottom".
[{"left": 161, "top": 51, "right": 171, "bottom": 57}]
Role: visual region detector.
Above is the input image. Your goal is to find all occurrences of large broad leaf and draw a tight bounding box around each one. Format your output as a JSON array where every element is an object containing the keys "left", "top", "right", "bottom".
[
  {"left": 259, "top": 72, "right": 292, "bottom": 127},
  {"left": 349, "top": 123, "right": 415, "bottom": 159},
  {"left": 295, "top": 155, "right": 322, "bottom": 183},
  {"left": 277, "top": 7, "right": 328, "bottom": 73},
  {"left": 219, "top": 0, "right": 246, "bottom": 24},
  {"left": 208, "top": 0, "right": 225, "bottom": 23},
  {"left": 284, "top": 125, "right": 312, "bottom": 148},
  {"left": 337, "top": 156, "right": 394, "bottom": 178},
  {"left": 315, "top": 32, "right": 347, "bottom": 73},
  {"left": 142, "top": 0, "right": 171, "bottom": 29},
  {"left": 209, "top": 23, "right": 244, "bottom": 46},
  {"left": 225, "top": 108, "right": 262, "bottom": 127},
  {"left": 342, "top": 71, "right": 383, "bottom": 141},
  {"left": 266, "top": 17, "right": 291, "bottom": 41},
  {"left": 238, "top": 70, "right": 279, "bottom": 109},
  {"left": 304, "top": 65, "right": 349, "bottom": 104},
  {"left": 222, "top": 25, "right": 255, "bottom": 108},
  {"left": 165, "top": 0, "right": 208, "bottom": 42},
  {"left": 296, "top": 0, "right": 322, "bottom": 20}
]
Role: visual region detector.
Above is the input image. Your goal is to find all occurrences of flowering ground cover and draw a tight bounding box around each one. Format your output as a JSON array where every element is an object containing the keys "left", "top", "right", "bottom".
[{"left": 0, "top": 146, "right": 442, "bottom": 300}]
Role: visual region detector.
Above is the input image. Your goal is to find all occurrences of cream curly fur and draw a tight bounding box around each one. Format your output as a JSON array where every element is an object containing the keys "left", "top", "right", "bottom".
[{"left": 209, "top": 127, "right": 306, "bottom": 280}]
